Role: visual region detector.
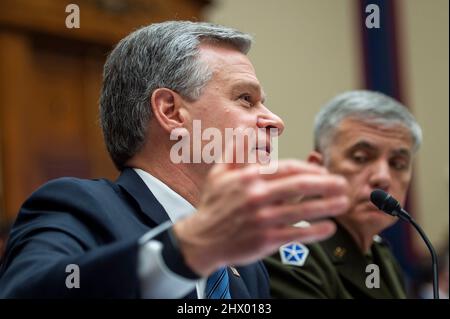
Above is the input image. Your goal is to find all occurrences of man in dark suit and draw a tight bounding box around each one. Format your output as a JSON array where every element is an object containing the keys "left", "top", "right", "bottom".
[{"left": 0, "top": 21, "right": 349, "bottom": 298}]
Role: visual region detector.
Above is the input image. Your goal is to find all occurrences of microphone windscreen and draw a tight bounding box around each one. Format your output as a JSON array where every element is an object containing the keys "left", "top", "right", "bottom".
[{"left": 370, "top": 189, "right": 400, "bottom": 214}]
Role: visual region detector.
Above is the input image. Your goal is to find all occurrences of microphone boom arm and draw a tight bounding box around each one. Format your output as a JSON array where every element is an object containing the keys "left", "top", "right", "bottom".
[{"left": 398, "top": 210, "right": 439, "bottom": 299}]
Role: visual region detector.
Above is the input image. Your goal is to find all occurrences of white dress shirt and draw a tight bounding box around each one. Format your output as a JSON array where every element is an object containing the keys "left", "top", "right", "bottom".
[{"left": 134, "top": 168, "right": 207, "bottom": 298}]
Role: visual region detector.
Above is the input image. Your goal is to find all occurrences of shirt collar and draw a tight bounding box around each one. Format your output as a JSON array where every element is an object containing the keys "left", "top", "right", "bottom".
[{"left": 133, "top": 168, "right": 196, "bottom": 222}]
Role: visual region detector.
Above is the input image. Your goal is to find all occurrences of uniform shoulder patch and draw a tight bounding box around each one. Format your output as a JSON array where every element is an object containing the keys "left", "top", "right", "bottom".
[{"left": 279, "top": 242, "right": 309, "bottom": 267}]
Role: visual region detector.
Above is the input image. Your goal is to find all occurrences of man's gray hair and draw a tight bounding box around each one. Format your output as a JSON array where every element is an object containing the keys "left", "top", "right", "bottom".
[
  {"left": 100, "top": 21, "right": 253, "bottom": 170},
  {"left": 314, "top": 90, "right": 422, "bottom": 153}
]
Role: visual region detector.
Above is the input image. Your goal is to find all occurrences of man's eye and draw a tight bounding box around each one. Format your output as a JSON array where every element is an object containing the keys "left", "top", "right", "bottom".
[
  {"left": 239, "top": 94, "right": 253, "bottom": 106},
  {"left": 391, "top": 160, "right": 408, "bottom": 170},
  {"left": 352, "top": 154, "right": 367, "bottom": 164}
]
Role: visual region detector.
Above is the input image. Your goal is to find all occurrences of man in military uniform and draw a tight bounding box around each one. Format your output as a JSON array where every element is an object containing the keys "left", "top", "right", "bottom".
[{"left": 265, "top": 90, "right": 422, "bottom": 298}]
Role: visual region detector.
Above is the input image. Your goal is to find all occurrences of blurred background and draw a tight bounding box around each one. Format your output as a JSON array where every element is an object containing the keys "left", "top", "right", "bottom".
[{"left": 0, "top": 0, "right": 448, "bottom": 298}]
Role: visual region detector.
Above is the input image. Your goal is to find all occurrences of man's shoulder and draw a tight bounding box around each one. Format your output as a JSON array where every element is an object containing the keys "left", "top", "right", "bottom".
[
  {"left": 24, "top": 176, "right": 119, "bottom": 205},
  {"left": 18, "top": 176, "right": 129, "bottom": 230},
  {"left": 264, "top": 241, "right": 340, "bottom": 298},
  {"left": 33, "top": 176, "right": 116, "bottom": 192},
  {"left": 8, "top": 174, "right": 147, "bottom": 250},
  {"left": 265, "top": 241, "right": 334, "bottom": 272}
]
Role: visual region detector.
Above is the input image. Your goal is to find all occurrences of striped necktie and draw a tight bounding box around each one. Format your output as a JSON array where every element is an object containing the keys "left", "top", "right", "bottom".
[{"left": 205, "top": 267, "right": 231, "bottom": 299}]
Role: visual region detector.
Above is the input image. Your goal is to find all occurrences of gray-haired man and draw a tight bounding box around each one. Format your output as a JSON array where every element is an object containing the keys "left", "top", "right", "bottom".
[
  {"left": 0, "top": 21, "right": 348, "bottom": 298},
  {"left": 265, "top": 90, "right": 421, "bottom": 298}
]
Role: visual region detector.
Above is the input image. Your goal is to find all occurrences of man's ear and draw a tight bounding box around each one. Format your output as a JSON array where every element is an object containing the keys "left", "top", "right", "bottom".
[
  {"left": 150, "top": 88, "right": 187, "bottom": 133},
  {"left": 307, "top": 150, "right": 324, "bottom": 166}
]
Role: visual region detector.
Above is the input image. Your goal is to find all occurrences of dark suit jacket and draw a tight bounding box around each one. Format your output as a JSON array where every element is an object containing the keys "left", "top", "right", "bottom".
[{"left": 0, "top": 168, "right": 270, "bottom": 298}]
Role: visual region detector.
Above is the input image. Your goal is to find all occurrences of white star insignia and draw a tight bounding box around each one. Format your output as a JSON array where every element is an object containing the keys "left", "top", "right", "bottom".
[{"left": 279, "top": 242, "right": 309, "bottom": 267}]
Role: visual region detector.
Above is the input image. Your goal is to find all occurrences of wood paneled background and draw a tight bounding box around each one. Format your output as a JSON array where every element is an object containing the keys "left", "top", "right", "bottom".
[{"left": 0, "top": 0, "right": 209, "bottom": 224}]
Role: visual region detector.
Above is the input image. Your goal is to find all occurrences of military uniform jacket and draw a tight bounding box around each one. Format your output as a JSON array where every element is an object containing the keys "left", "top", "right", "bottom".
[{"left": 264, "top": 222, "right": 407, "bottom": 299}]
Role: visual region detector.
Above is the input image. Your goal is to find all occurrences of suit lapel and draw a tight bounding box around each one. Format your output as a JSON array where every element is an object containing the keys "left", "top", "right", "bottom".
[
  {"left": 228, "top": 267, "right": 251, "bottom": 298},
  {"left": 116, "top": 168, "right": 201, "bottom": 298},
  {"left": 116, "top": 168, "right": 171, "bottom": 226}
]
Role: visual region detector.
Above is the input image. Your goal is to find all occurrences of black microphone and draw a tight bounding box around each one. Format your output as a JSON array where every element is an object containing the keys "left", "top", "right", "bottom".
[{"left": 370, "top": 189, "right": 440, "bottom": 299}]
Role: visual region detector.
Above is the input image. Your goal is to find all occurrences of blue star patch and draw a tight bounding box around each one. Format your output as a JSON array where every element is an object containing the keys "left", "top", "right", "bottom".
[{"left": 279, "top": 242, "right": 309, "bottom": 267}]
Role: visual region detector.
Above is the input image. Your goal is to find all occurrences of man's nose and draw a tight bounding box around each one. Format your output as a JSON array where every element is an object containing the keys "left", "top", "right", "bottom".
[
  {"left": 369, "top": 160, "right": 392, "bottom": 191},
  {"left": 257, "top": 108, "right": 285, "bottom": 137}
]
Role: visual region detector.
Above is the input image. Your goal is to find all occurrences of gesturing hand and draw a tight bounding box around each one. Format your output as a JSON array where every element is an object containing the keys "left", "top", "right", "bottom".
[{"left": 173, "top": 159, "right": 349, "bottom": 277}]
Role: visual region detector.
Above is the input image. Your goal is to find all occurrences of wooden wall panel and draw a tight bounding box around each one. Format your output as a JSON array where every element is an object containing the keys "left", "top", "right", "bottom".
[
  {"left": 0, "top": 0, "right": 209, "bottom": 223},
  {"left": 0, "top": 32, "right": 35, "bottom": 222},
  {"left": 0, "top": 0, "right": 209, "bottom": 45}
]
